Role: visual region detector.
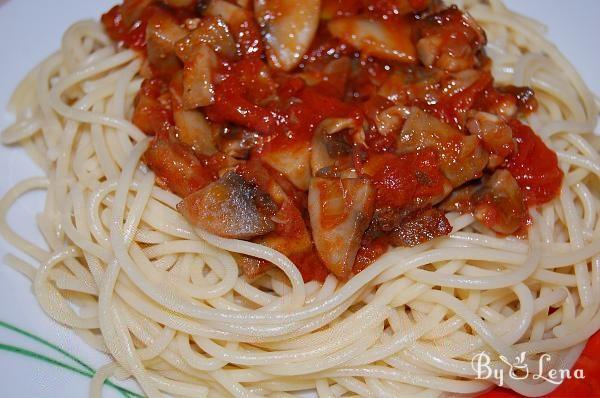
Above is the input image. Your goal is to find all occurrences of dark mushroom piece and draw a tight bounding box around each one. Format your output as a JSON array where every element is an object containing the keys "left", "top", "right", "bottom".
[{"left": 177, "top": 171, "right": 278, "bottom": 239}]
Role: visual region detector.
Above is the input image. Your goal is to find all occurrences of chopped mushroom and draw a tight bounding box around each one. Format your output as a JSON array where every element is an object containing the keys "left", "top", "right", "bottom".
[
  {"left": 146, "top": 8, "right": 188, "bottom": 75},
  {"left": 144, "top": 138, "right": 215, "bottom": 197},
  {"left": 170, "top": 72, "right": 218, "bottom": 155},
  {"left": 311, "top": 118, "right": 359, "bottom": 177},
  {"left": 389, "top": 208, "right": 452, "bottom": 247},
  {"left": 175, "top": 16, "right": 238, "bottom": 61},
  {"left": 237, "top": 160, "right": 294, "bottom": 205},
  {"left": 374, "top": 105, "right": 411, "bottom": 136},
  {"left": 216, "top": 125, "right": 262, "bottom": 160},
  {"left": 182, "top": 45, "right": 217, "bottom": 109},
  {"left": 440, "top": 169, "right": 527, "bottom": 235},
  {"left": 466, "top": 111, "right": 514, "bottom": 169},
  {"left": 173, "top": 109, "right": 217, "bottom": 155},
  {"left": 472, "top": 169, "right": 527, "bottom": 235},
  {"left": 101, "top": 0, "right": 559, "bottom": 283},
  {"left": 363, "top": 150, "right": 453, "bottom": 209},
  {"left": 328, "top": 16, "right": 416, "bottom": 63},
  {"left": 261, "top": 141, "right": 312, "bottom": 190},
  {"left": 399, "top": 107, "right": 488, "bottom": 187},
  {"left": 254, "top": 0, "right": 321, "bottom": 71},
  {"left": 177, "top": 171, "right": 278, "bottom": 239},
  {"left": 308, "top": 177, "right": 375, "bottom": 278},
  {"left": 205, "top": 0, "right": 264, "bottom": 57},
  {"left": 416, "top": 6, "right": 486, "bottom": 72}
]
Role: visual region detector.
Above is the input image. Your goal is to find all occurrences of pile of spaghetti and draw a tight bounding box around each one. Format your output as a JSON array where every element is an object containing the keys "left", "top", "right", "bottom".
[{"left": 1, "top": 0, "right": 600, "bottom": 397}]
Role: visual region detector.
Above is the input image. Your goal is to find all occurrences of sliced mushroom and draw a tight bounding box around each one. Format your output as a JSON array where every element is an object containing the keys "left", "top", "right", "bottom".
[
  {"left": 182, "top": 44, "right": 217, "bottom": 109},
  {"left": 146, "top": 8, "right": 188, "bottom": 75},
  {"left": 175, "top": 16, "right": 238, "bottom": 61},
  {"left": 375, "top": 105, "right": 411, "bottom": 136},
  {"left": 377, "top": 66, "right": 445, "bottom": 105},
  {"left": 170, "top": 72, "right": 217, "bottom": 156},
  {"left": 206, "top": 0, "right": 249, "bottom": 24},
  {"left": 205, "top": 0, "right": 264, "bottom": 57},
  {"left": 261, "top": 141, "right": 311, "bottom": 190},
  {"left": 439, "top": 184, "right": 478, "bottom": 214},
  {"left": 328, "top": 16, "right": 416, "bottom": 63},
  {"left": 466, "top": 111, "right": 514, "bottom": 169},
  {"left": 216, "top": 125, "right": 262, "bottom": 160},
  {"left": 174, "top": 110, "right": 217, "bottom": 155},
  {"left": 237, "top": 160, "right": 293, "bottom": 206},
  {"left": 311, "top": 118, "right": 358, "bottom": 177},
  {"left": 144, "top": 138, "right": 215, "bottom": 198},
  {"left": 399, "top": 107, "right": 488, "bottom": 187},
  {"left": 389, "top": 208, "right": 452, "bottom": 247},
  {"left": 308, "top": 177, "right": 375, "bottom": 279},
  {"left": 416, "top": 7, "right": 486, "bottom": 72},
  {"left": 177, "top": 171, "right": 278, "bottom": 239},
  {"left": 322, "top": 57, "right": 352, "bottom": 97},
  {"left": 254, "top": 0, "right": 321, "bottom": 71},
  {"left": 473, "top": 169, "right": 527, "bottom": 235}
]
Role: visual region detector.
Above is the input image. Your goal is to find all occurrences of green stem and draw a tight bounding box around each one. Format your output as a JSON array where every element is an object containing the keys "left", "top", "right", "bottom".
[
  {"left": 0, "top": 320, "right": 93, "bottom": 372},
  {"left": 0, "top": 343, "right": 145, "bottom": 398},
  {"left": 0, "top": 320, "right": 146, "bottom": 398}
]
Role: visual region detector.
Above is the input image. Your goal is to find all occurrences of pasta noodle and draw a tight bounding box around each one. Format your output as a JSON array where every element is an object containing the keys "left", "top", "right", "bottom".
[{"left": 1, "top": 0, "right": 599, "bottom": 397}]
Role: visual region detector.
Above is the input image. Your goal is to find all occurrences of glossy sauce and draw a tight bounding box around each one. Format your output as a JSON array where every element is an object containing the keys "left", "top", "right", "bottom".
[
  {"left": 506, "top": 120, "right": 563, "bottom": 205},
  {"left": 103, "top": 0, "right": 563, "bottom": 282}
]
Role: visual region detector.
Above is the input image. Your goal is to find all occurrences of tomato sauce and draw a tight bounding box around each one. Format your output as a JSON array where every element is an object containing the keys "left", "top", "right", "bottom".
[
  {"left": 102, "top": 5, "right": 152, "bottom": 51},
  {"left": 364, "top": 149, "right": 446, "bottom": 209},
  {"left": 506, "top": 120, "right": 563, "bottom": 206},
  {"left": 101, "top": 0, "right": 564, "bottom": 283},
  {"left": 205, "top": 57, "right": 360, "bottom": 155},
  {"left": 354, "top": 236, "right": 390, "bottom": 273}
]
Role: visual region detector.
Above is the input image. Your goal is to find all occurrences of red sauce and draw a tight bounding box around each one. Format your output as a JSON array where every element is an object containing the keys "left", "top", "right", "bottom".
[
  {"left": 289, "top": 250, "right": 330, "bottom": 283},
  {"left": 433, "top": 71, "right": 493, "bottom": 128},
  {"left": 102, "top": 0, "right": 564, "bottom": 282},
  {"left": 132, "top": 78, "right": 172, "bottom": 136},
  {"left": 506, "top": 120, "right": 563, "bottom": 206},
  {"left": 353, "top": 236, "right": 389, "bottom": 273},
  {"left": 101, "top": 5, "right": 151, "bottom": 51},
  {"left": 206, "top": 58, "right": 360, "bottom": 154},
  {"left": 205, "top": 59, "right": 286, "bottom": 136},
  {"left": 272, "top": 200, "right": 329, "bottom": 282},
  {"left": 364, "top": 149, "right": 447, "bottom": 209},
  {"left": 321, "top": 0, "right": 363, "bottom": 19}
]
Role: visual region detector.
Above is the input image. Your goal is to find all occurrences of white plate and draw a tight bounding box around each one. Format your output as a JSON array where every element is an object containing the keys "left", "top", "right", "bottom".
[{"left": 0, "top": 1, "right": 598, "bottom": 397}]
